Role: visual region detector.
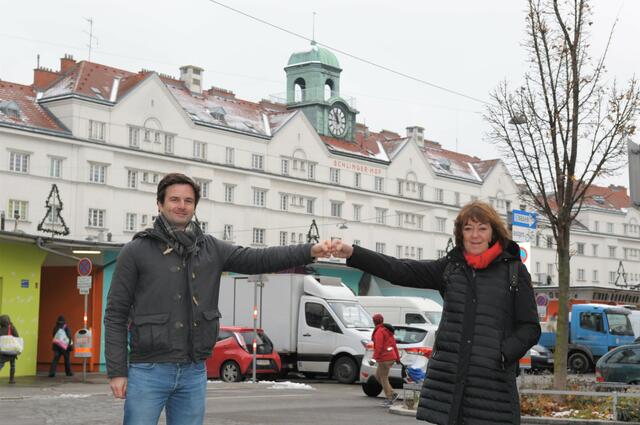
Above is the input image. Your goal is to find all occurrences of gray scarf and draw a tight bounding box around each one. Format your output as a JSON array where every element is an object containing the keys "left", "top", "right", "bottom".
[{"left": 153, "top": 214, "right": 203, "bottom": 259}]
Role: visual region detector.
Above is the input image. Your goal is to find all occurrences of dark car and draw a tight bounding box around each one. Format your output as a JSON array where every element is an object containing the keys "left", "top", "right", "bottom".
[
  {"left": 596, "top": 344, "right": 640, "bottom": 384},
  {"left": 530, "top": 344, "right": 554, "bottom": 372}
]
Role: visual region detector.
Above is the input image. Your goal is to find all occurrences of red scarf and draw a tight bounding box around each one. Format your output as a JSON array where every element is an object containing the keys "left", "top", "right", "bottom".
[{"left": 464, "top": 242, "right": 503, "bottom": 269}]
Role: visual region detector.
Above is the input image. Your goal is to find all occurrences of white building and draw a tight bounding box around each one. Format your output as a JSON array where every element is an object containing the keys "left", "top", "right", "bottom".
[{"left": 0, "top": 48, "right": 638, "bottom": 302}]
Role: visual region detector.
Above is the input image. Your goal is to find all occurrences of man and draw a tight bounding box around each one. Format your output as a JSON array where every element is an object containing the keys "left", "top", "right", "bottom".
[
  {"left": 105, "top": 173, "right": 330, "bottom": 425},
  {"left": 371, "top": 313, "right": 400, "bottom": 407}
]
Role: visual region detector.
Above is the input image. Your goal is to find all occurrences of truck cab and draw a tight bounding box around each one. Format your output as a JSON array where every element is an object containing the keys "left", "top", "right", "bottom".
[{"left": 539, "top": 303, "right": 635, "bottom": 373}]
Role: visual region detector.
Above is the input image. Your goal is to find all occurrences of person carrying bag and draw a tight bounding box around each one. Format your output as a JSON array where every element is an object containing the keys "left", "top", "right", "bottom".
[{"left": 0, "top": 315, "right": 22, "bottom": 384}]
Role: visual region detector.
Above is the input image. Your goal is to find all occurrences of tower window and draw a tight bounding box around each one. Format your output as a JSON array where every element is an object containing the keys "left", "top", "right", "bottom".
[
  {"left": 294, "top": 78, "right": 306, "bottom": 103},
  {"left": 324, "top": 79, "right": 334, "bottom": 101}
]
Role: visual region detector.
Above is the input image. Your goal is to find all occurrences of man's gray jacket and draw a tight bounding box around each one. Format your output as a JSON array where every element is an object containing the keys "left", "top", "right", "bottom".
[{"left": 104, "top": 232, "right": 313, "bottom": 378}]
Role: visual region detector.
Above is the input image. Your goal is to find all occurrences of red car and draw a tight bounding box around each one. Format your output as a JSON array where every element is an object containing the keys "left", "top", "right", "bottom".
[{"left": 206, "top": 326, "right": 282, "bottom": 382}]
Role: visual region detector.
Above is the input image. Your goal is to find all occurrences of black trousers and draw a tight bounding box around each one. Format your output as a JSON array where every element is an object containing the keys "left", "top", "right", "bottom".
[
  {"left": 49, "top": 349, "right": 72, "bottom": 376},
  {"left": 0, "top": 356, "right": 16, "bottom": 381}
]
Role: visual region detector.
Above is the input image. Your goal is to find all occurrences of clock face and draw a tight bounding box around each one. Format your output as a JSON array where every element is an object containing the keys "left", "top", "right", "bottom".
[{"left": 328, "top": 106, "right": 347, "bottom": 137}]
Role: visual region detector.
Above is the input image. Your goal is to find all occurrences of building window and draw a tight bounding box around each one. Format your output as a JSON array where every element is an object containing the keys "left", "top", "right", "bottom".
[
  {"left": 281, "top": 159, "right": 289, "bottom": 175},
  {"left": 594, "top": 221, "right": 599, "bottom": 232},
  {"left": 198, "top": 181, "right": 209, "bottom": 199},
  {"left": 375, "top": 208, "right": 387, "bottom": 225},
  {"left": 154, "top": 132, "right": 161, "bottom": 144},
  {"left": 592, "top": 244, "right": 599, "bottom": 256},
  {"left": 436, "top": 217, "right": 446, "bottom": 233},
  {"left": 225, "top": 147, "right": 234, "bottom": 165},
  {"left": 89, "top": 163, "right": 106, "bottom": 184},
  {"left": 375, "top": 242, "right": 386, "bottom": 254},
  {"left": 435, "top": 250, "right": 446, "bottom": 259},
  {"left": 88, "top": 208, "right": 105, "bottom": 227},
  {"left": 417, "top": 216, "right": 424, "bottom": 229},
  {"left": 592, "top": 270, "right": 599, "bottom": 282},
  {"left": 330, "top": 201, "right": 342, "bottom": 218},
  {"left": 193, "top": 141, "right": 207, "bottom": 160},
  {"left": 418, "top": 184, "right": 424, "bottom": 200},
  {"left": 354, "top": 172, "right": 361, "bottom": 188},
  {"left": 164, "top": 134, "right": 174, "bottom": 154},
  {"left": 279, "top": 231, "right": 287, "bottom": 246},
  {"left": 454, "top": 192, "right": 460, "bottom": 206},
  {"left": 252, "top": 154, "right": 264, "bottom": 170},
  {"left": 308, "top": 163, "right": 316, "bottom": 180},
  {"left": 49, "top": 157, "right": 62, "bottom": 178},
  {"left": 9, "top": 151, "right": 29, "bottom": 173},
  {"left": 199, "top": 221, "right": 208, "bottom": 233},
  {"left": 546, "top": 236, "right": 553, "bottom": 249},
  {"left": 353, "top": 204, "right": 362, "bottom": 221},
  {"left": 153, "top": 173, "right": 159, "bottom": 183},
  {"left": 127, "top": 170, "right": 137, "bottom": 189},
  {"left": 8, "top": 199, "right": 28, "bottom": 220},
  {"left": 223, "top": 224, "right": 233, "bottom": 241},
  {"left": 547, "top": 263, "right": 555, "bottom": 277},
  {"left": 253, "top": 188, "right": 267, "bottom": 207},
  {"left": 252, "top": 228, "right": 265, "bottom": 245},
  {"left": 609, "top": 271, "right": 617, "bottom": 284},
  {"left": 306, "top": 199, "right": 315, "bottom": 214},
  {"left": 396, "top": 245, "right": 403, "bottom": 257},
  {"left": 576, "top": 243, "right": 585, "bottom": 255},
  {"left": 330, "top": 168, "right": 340, "bottom": 184},
  {"left": 435, "top": 188, "right": 444, "bottom": 203},
  {"left": 417, "top": 248, "right": 423, "bottom": 259},
  {"left": 280, "top": 194, "right": 289, "bottom": 211},
  {"left": 353, "top": 240, "right": 361, "bottom": 246},
  {"left": 129, "top": 127, "right": 140, "bottom": 148},
  {"left": 577, "top": 268, "right": 585, "bottom": 281},
  {"left": 125, "top": 213, "right": 137, "bottom": 231},
  {"left": 607, "top": 222, "right": 614, "bottom": 233},
  {"left": 224, "top": 184, "right": 235, "bottom": 203},
  {"left": 609, "top": 246, "right": 617, "bottom": 258},
  {"left": 374, "top": 177, "right": 384, "bottom": 193},
  {"left": 88, "top": 120, "right": 105, "bottom": 141}
]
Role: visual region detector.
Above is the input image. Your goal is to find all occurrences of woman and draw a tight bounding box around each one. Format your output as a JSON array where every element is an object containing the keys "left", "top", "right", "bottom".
[
  {"left": 49, "top": 315, "right": 74, "bottom": 377},
  {"left": 0, "top": 315, "right": 19, "bottom": 384},
  {"left": 371, "top": 313, "right": 400, "bottom": 407},
  {"left": 333, "top": 201, "right": 541, "bottom": 425}
]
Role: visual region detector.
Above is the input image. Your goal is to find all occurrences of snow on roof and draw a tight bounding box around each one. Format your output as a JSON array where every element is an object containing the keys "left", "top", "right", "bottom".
[{"left": 0, "top": 81, "right": 68, "bottom": 132}]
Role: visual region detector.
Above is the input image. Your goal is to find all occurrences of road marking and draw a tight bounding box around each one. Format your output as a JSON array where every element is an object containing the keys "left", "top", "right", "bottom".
[{"left": 207, "top": 393, "right": 313, "bottom": 400}]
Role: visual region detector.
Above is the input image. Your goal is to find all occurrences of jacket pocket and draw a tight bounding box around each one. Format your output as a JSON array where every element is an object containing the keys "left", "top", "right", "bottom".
[
  {"left": 195, "top": 309, "right": 221, "bottom": 354},
  {"left": 132, "top": 313, "right": 170, "bottom": 353}
]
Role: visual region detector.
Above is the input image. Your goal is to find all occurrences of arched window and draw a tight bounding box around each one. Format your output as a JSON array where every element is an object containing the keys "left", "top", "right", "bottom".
[
  {"left": 143, "top": 117, "right": 163, "bottom": 143},
  {"left": 324, "top": 79, "right": 334, "bottom": 101},
  {"left": 294, "top": 78, "right": 306, "bottom": 103},
  {"left": 292, "top": 149, "right": 308, "bottom": 172}
]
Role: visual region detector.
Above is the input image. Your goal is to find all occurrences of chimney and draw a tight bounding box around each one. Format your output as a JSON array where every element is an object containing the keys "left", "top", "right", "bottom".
[
  {"left": 406, "top": 126, "right": 425, "bottom": 147},
  {"left": 179, "top": 65, "right": 204, "bottom": 94},
  {"left": 33, "top": 67, "right": 60, "bottom": 90},
  {"left": 60, "top": 54, "right": 76, "bottom": 73},
  {"left": 205, "top": 86, "right": 235, "bottom": 99}
]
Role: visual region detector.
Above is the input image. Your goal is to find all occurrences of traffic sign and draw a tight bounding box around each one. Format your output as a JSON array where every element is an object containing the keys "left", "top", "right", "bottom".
[
  {"left": 77, "top": 275, "right": 92, "bottom": 290},
  {"left": 77, "top": 258, "right": 93, "bottom": 276},
  {"left": 512, "top": 210, "right": 537, "bottom": 229},
  {"left": 536, "top": 294, "right": 549, "bottom": 307},
  {"left": 518, "top": 242, "right": 531, "bottom": 271}
]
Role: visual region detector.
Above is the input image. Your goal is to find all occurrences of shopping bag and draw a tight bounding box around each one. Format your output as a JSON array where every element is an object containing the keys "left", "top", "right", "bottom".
[
  {"left": 0, "top": 327, "right": 24, "bottom": 355},
  {"left": 53, "top": 327, "right": 70, "bottom": 350}
]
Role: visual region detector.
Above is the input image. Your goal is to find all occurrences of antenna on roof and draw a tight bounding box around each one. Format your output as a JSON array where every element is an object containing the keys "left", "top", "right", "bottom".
[
  {"left": 83, "top": 17, "right": 98, "bottom": 61},
  {"left": 36, "top": 54, "right": 40, "bottom": 69},
  {"left": 311, "top": 12, "right": 316, "bottom": 44}
]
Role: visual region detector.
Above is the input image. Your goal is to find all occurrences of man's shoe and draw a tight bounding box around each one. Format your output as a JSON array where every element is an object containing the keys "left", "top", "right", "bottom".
[
  {"left": 8, "top": 379, "right": 15, "bottom": 384},
  {"left": 391, "top": 392, "right": 400, "bottom": 403},
  {"left": 380, "top": 399, "right": 392, "bottom": 407}
]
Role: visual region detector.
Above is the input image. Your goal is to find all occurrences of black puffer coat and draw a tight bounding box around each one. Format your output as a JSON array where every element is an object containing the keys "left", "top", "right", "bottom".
[{"left": 348, "top": 241, "right": 541, "bottom": 425}]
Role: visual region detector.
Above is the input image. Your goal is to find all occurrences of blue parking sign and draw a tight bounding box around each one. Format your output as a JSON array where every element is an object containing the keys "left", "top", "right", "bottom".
[{"left": 512, "top": 210, "right": 537, "bottom": 229}]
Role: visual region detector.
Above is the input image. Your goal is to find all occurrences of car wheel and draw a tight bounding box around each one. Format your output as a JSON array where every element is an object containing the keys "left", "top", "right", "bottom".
[
  {"left": 333, "top": 356, "right": 358, "bottom": 384},
  {"left": 362, "top": 378, "right": 383, "bottom": 397},
  {"left": 220, "top": 360, "right": 242, "bottom": 382},
  {"left": 568, "top": 352, "right": 590, "bottom": 374}
]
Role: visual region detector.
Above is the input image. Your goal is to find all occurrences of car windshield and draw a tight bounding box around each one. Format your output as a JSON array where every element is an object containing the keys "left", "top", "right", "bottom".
[
  {"left": 328, "top": 302, "right": 374, "bottom": 328},
  {"left": 607, "top": 313, "right": 634, "bottom": 336},
  {"left": 424, "top": 311, "right": 442, "bottom": 325},
  {"left": 238, "top": 330, "right": 274, "bottom": 354},
  {"left": 394, "top": 327, "right": 428, "bottom": 345}
]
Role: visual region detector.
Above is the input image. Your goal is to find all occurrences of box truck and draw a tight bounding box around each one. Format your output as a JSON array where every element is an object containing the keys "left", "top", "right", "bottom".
[
  {"left": 218, "top": 273, "right": 374, "bottom": 383},
  {"left": 356, "top": 296, "right": 443, "bottom": 326}
]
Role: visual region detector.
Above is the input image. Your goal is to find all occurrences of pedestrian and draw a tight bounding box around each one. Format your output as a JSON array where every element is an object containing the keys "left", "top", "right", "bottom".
[
  {"left": 0, "top": 315, "right": 19, "bottom": 384},
  {"left": 332, "top": 200, "right": 541, "bottom": 425},
  {"left": 371, "top": 313, "right": 400, "bottom": 407},
  {"left": 104, "top": 173, "right": 331, "bottom": 425},
  {"left": 49, "top": 315, "right": 74, "bottom": 377}
]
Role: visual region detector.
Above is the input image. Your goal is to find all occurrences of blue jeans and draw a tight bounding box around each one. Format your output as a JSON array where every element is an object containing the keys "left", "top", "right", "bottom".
[{"left": 124, "top": 361, "right": 207, "bottom": 425}]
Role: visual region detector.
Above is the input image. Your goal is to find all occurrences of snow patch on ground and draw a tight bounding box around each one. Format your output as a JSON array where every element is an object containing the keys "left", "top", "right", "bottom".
[
  {"left": 266, "top": 381, "right": 315, "bottom": 390},
  {"left": 57, "top": 393, "right": 93, "bottom": 399}
]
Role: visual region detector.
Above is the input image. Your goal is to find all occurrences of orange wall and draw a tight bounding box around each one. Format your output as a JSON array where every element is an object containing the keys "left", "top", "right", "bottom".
[{"left": 38, "top": 266, "right": 103, "bottom": 372}]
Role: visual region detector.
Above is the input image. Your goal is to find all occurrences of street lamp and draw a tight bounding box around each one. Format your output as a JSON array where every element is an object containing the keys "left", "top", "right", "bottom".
[
  {"left": 247, "top": 274, "right": 268, "bottom": 383},
  {"left": 337, "top": 222, "right": 348, "bottom": 230}
]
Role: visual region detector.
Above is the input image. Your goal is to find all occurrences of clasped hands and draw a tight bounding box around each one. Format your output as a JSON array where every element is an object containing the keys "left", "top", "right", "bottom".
[{"left": 310, "top": 239, "right": 354, "bottom": 259}]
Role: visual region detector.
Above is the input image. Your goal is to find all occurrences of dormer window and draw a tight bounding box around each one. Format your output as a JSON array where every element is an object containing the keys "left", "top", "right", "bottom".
[
  {"left": 208, "top": 106, "right": 226, "bottom": 122},
  {"left": 438, "top": 158, "right": 452, "bottom": 171},
  {"left": 593, "top": 195, "right": 605, "bottom": 205},
  {"left": 0, "top": 100, "right": 21, "bottom": 119}
]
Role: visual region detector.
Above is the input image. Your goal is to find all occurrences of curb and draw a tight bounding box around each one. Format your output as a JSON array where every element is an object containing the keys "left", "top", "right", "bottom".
[
  {"left": 388, "top": 405, "right": 416, "bottom": 417},
  {"left": 388, "top": 409, "right": 639, "bottom": 424}
]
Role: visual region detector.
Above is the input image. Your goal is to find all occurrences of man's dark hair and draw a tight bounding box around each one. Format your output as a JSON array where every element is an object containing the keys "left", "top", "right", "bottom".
[{"left": 157, "top": 173, "right": 201, "bottom": 206}]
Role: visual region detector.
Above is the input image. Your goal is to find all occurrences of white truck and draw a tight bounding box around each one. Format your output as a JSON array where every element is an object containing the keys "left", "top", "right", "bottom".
[
  {"left": 218, "top": 273, "right": 374, "bottom": 383},
  {"left": 356, "top": 296, "right": 443, "bottom": 326}
]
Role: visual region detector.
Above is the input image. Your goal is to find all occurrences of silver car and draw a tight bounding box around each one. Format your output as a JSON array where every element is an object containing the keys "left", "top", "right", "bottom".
[{"left": 360, "top": 324, "right": 437, "bottom": 397}]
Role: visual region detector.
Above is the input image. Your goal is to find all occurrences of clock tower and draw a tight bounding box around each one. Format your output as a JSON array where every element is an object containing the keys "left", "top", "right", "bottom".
[{"left": 285, "top": 42, "right": 358, "bottom": 141}]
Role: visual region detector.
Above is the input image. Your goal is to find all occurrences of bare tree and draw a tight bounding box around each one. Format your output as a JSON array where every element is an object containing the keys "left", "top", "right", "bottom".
[{"left": 485, "top": 0, "right": 639, "bottom": 389}]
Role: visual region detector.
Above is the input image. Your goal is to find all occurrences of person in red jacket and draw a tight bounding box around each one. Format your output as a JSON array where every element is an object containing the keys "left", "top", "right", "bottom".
[{"left": 371, "top": 313, "right": 400, "bottom": 406}]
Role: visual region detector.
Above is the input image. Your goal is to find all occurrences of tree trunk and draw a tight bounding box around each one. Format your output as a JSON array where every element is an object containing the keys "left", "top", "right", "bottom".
[{"left": 553, "top": 223, "right": 571, "bottom": 390}]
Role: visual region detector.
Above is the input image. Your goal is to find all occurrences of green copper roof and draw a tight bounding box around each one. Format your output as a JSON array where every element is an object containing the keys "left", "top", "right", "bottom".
[{"left": 287, "top": 44, "right": 340, "bottom": 69}]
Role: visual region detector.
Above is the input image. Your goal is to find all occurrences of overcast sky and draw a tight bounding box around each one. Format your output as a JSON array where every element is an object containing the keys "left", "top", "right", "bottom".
[{"left": 2, "top": 0, "right": 638, "bottom": 187}]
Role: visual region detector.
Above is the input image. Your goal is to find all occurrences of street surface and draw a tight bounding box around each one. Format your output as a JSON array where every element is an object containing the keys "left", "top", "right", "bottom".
[{"left": 0, "top": 374, "right": 423, "bottom": 425}]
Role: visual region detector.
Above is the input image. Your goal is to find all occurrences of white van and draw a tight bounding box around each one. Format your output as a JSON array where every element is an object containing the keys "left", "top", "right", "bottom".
[{"left": 356, "top": 296, "right": 442, "bottom": 326}]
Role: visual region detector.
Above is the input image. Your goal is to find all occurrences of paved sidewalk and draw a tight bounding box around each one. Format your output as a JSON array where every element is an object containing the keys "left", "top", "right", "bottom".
[{"left": 0, "top": 372, "right": 111, "bottom": 400}]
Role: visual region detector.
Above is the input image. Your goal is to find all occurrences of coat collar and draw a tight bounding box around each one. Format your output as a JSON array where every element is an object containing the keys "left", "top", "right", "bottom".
[{"left": 448, "top": 240, "right": 521, "bottom": 264}]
